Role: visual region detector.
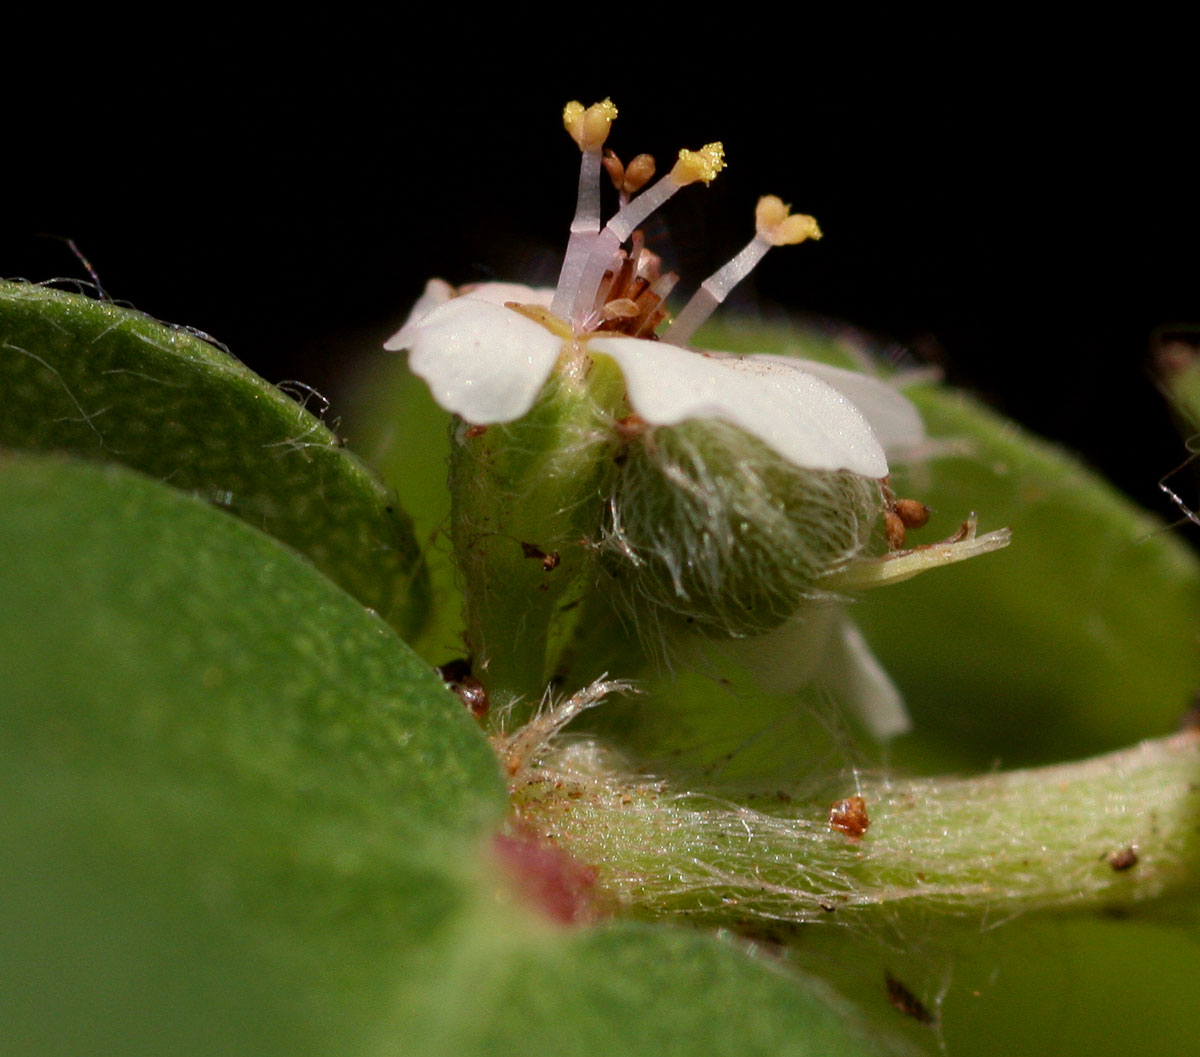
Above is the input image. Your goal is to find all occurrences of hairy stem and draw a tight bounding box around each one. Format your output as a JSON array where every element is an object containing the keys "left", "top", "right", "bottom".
[
  {"left": 511, "top": 728, "right": 1200, "bottom": 924},
  {"left": 450, "top": 356, "right": 627, "bottom": 713}
]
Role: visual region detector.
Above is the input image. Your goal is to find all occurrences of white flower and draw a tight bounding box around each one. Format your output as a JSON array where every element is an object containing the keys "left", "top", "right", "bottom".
[
  {"left": 385, "top": 99, "right": 1007, "bottom": 740},
  {"left": 386, "top": 99, "right": 925, "bottom": 479},
  {"left": 387, "top": 282, "right": 924, "bottom": 477}
]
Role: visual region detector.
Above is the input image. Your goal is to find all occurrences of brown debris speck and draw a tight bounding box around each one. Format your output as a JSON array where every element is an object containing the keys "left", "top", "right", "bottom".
[
  {"left": 881, "top": 481, "right": 931, "bottom": 550},
  {"left": 894, "top": 497, "right": 931, "bottom": 529},
  {"left": 829, "top": 795, "right": 870, "bottom": 839},
  {"left": 613, "top": 413, "right": 647, "bottom": 439},
  {"left": 885, "top": 972, "right": 936, "bottom": 1026},
  {"left": 436, "top": 658, "right": 490, "bottom": 719},
  {"left": 884, "top": 510, "right": 907, "bottom": 550},
  {"left": 1107, "top": 846, "right": 1139, "bottom": 871},
  {"left": 520, "top": 542, "right": 561, "bottom": 570}
]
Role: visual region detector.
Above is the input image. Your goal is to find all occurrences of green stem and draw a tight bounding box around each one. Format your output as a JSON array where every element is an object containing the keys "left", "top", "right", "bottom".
[
  {"left": 512, "top": 729, "right": 1200, "bottom": 923},
  {"left": 451, "top": 357, "right": 627, "bottom": 715}
]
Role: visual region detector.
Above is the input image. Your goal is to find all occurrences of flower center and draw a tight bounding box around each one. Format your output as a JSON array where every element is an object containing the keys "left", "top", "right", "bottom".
[{"left": 585, "top": 231, "right": 673, "bottom": 337}]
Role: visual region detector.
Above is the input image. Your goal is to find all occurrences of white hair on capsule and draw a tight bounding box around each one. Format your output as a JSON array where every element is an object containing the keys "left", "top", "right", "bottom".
[{"left": 600, "top": 419, "right": 880, "bottom": 637}]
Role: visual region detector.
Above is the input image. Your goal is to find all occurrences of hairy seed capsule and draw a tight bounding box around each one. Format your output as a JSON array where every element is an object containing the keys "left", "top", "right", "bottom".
[{"left": 602, "top": 420, "right": 881, "bottom": 636}]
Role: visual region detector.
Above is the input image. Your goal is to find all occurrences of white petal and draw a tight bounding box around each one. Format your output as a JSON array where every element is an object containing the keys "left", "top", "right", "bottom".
[
  {"left": 402, "top": 297, "right": 565, "bottom": 424},
  {"left": 586, "top": 336, "right": 888, "bottom": 477},
  {"left": 761, "top": 356, "right": 926, "bottom": 455},
  {"left": 455, "top": 281, "right": 556, "bottom": 309},
  {"left": 384, "top": 278, "right": 455, "bottom": 351},
  {"left": 731, "top": 603, "right": 839, "bottom": 690},
  {"left": 819, "top": 612, "right": 910, "bottom": 739},
  {"left": 727, "top": 605, "right": 910, "bottom": 740},
  {"left": 385, "top": 280, "right": 558, "bottom": 352}
]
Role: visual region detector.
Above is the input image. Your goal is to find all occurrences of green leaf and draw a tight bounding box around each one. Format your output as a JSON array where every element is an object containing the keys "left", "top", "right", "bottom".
[
  {"left": 863, "top": 383, "right": 1200, "bottom": 768},
  {"left": 0, "top": 452, "right": 899, "bottom": 1057},
  {"left": 338, "top": 347, "right": 462, "bottom": 659},
  {"left": 392, "top": 915, "right": 898, "bottom": 1057},
  {"left": 0, "top": 452, "right": 504, "bottom": 1056},
  {"left": 0, "top": 281, "right": 427, "bottom": 639},
  {"left": 784, "top": 906, "right": 1200, "bottom": 1057}
]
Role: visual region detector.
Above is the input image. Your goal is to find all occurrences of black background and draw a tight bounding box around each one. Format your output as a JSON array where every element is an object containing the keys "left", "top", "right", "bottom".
[{"left": 8, "top": 17, "right": 1197, "bottom": 520}]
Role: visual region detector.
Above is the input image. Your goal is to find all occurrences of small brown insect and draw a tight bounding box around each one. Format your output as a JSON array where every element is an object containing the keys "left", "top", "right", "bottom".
[
  {"left": 829, "top": 795, "right": 870, "bottom": 839},
  {"left": 885, "top": 972, "right": 935, "bottom": 1025},
  {"left": 1107, "top": 846, "right": 1139, "bottom": 871}
]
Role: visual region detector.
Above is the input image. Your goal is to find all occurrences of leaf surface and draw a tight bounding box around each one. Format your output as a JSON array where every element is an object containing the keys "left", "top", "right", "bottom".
[
  {"left": 0, "top": 281, "right": 427, "bottom": 638},
  {"left": 0, "top": 453, "right": 897, "bottom": 1057}
]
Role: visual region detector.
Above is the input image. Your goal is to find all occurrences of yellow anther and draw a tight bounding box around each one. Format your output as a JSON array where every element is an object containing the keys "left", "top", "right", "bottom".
[
  {"left": 563, "top": 98, "right": 618, "bottom": 151},
  {"left": 670, "top": 142, "right": 726, "bottom": 186},
  {"left": 754, "top": 195, "right": 822, "bottom": 246}
]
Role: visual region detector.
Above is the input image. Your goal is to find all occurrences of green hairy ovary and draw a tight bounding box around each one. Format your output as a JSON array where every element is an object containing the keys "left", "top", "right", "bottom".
[{"left": 601, "top": 420, "right": 882, "bottom": 636}]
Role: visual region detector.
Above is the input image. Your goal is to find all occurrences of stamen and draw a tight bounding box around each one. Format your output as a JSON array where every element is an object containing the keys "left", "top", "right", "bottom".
[
  {"left": 569, "top": 143, "right": 726, "bottom": 325},
  {"left": 553, "top": 99, "right": 619, "bottom": 319},
  {"left": 602, "top": 298, "right": 640, "bottom": 321},
  {"left": 602, "top": 150, "right": 626, "bottom": 194},
  {"left": 669, "top": 143, "right": 726, "bottom": 188},
  {"left": 562, "top": 98, "right": 618, "bottom": 152},
  {"left": 574, "top": 231, "right": 680, "bottom": 338},
  {"left": 623, "top": 153, "right": 656, "bottom": 195},
  {"left": 604, "top": 150, "right": 657, "bottom": 208},
  {"left": 754, "top": 194, "right": 822, "bottom": 247},
  {"left": 609, "top": 144, "right": 725, "bottom": 243},
  {"left": 664, "top": 195, "right": 821, "bottom": 346},
  {"left": 631, "top": 273, "right": 677, "bottom": 336}
]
